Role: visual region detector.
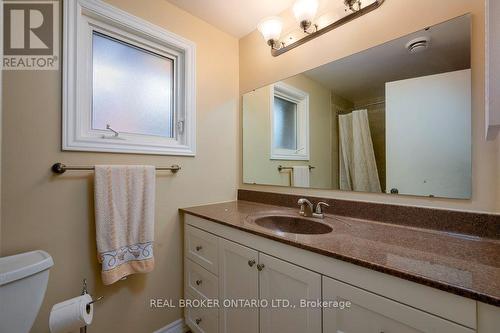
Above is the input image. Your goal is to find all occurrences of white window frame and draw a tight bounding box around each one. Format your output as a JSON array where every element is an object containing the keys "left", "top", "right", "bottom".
[
  {"left": 270, "top": 82, "right": 310, "bottom": 160},
  {"left": 63, "top": 0, "right": 196, "bottom": 155}
]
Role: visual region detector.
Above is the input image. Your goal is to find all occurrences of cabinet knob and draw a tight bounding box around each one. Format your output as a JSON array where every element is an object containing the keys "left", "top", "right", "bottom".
[
  {"left": 195, "top": 318, "right": 202, "bottom": 325},
  {"left": 195, "top": 279, "right": 202, "bottom": 286},
  {"left": 257, "top": 264, "right": 265, "bottom": 271},
  {"left": 195, "top": 245, "right": 202, "bottom": 251},
  {"left": 248, "top": 259, "right": 256, "bottom": 267}
]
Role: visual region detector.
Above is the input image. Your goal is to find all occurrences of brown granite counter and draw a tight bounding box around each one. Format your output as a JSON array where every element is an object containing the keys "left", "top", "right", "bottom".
[{"left": 181, "top": 200, "right": 500, "bottom": 307}]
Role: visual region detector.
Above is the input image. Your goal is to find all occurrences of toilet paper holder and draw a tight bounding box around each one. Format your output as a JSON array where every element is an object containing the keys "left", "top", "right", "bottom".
[
  {"left": 80, "top": 279, "right": 103, "bottom": 333},
  {"left": 81, "top": 278, "right": 103, "bottom": 301}
]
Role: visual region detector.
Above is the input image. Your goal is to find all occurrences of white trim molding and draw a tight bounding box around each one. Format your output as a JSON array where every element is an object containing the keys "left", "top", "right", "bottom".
[
  {"left": 63, "top": 0, "right": 196, "bottom": 155},
  {"left": 152, "top": 318, "right": 188, "bottom": 333},
  {"left": 270, "top": 82, "right": 310, "bottom": 161}
]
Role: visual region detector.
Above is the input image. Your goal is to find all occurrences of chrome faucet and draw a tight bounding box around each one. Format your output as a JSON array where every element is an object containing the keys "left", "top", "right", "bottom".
[
  {"left": 298, "top": 198, "right": 314, "bottom": 217},
  {"left": 298, "top": 199, "right": 330, "bottom": 219}
]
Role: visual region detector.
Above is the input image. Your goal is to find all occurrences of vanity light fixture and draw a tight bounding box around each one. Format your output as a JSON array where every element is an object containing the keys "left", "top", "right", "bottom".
[
  {"left": 258, "top": 0, "right": 386, "bottom": 56},
  {"left": 293, "top": 0, "right": 319, "bottom": 32},
  {"left": 344, "top": 0, "right": 362, "bottom": 12},
  {"left": 257, "top": 16, "right": 284, "bottom": 49}
]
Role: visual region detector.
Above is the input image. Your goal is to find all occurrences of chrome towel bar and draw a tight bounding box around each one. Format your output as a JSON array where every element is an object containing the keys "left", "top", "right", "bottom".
[
  {"left": 51, "top": 162, "right": 181, "bottom": 174},
  {"left": 277, "top": 165, "right": 315, "bottom": 172}
]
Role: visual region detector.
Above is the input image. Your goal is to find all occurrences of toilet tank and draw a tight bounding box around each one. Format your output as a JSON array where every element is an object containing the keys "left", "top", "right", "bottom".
[{"left": 0, "top": 250, "right": 54, "bottom": 333}]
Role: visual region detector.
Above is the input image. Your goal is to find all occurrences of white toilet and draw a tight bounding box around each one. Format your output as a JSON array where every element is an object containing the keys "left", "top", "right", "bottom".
[{"left": 0, "top": 250, "right": 54, "bottom": 333}]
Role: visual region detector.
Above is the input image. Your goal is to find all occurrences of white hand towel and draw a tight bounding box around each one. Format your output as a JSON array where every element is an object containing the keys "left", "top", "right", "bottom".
[
  {"left": 292, "top": 166, "right": 310, "bottom": 188},
  {"left": 94, "top": 165, "right": 155, "bottom": 285}
]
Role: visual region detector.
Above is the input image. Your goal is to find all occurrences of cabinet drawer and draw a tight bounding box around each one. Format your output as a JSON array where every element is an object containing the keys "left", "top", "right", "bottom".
[
  {"left": 185, "top": 224, "right": 219, "bottom": 275},
  {"left": 185, "top": 293, "right": 219, "bottom": 333},
  {"left": 323, "top": 276, "right": 474, "bottom": 333},
  {"left": 186, "top": 258, "right": 219, "bottom": 300}
]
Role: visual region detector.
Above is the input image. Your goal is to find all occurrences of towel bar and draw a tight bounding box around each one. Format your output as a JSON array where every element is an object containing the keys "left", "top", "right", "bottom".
[
  {"left": 51, "top": 162, "right": 181, "bottom": 174},
  {"left": 277, "top": 165, "right": 315, "bottom": 172}
]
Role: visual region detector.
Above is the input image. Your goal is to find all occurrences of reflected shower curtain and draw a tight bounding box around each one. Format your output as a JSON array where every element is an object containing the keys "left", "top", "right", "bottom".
[{"left": 339, "top": 110, "right": 381, "bottom": 192}]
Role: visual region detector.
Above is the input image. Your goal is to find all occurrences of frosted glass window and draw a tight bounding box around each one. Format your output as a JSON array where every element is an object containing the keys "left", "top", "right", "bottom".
[
  {"left": 273, "top": 96, "right": 298, "bottom": 150},
  {"left": 92, "top": 32, "right": 174, "bottom": 137}
]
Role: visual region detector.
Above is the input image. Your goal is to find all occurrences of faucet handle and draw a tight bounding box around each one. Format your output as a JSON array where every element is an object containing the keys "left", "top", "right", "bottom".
[{"left": 315, "top": 202, "right": 330, "bottom": 214}]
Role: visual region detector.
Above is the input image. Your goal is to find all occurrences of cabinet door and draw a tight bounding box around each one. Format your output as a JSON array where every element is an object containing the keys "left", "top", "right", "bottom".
[
  {"left": 323, "top": 276, "right": 474, "bottom": 333},
  {"left": 259, "top": 253, "right": 321, "bottom": 333},
  {"left": 218, "top": 238, "right": 259, "bottom": 333}
]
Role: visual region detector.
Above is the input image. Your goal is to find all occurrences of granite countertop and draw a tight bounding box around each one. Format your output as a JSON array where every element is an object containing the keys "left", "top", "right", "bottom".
[{"left": 181, "top": 200, "right": 500, "bottom": 306}]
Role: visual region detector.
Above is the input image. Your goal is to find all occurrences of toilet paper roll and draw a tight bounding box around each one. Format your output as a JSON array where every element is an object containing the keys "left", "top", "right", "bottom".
[{"left": 49, "top": 294, "right": 93, "bottom": 333}]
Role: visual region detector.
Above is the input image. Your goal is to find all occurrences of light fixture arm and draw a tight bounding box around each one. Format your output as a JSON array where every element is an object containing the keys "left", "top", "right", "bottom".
[
  {"left": 270, "top": 0, "right": 385, "bottom": 57},
  {"left": 268, "top": 39, "right": 284, "bottom": 50},
  {"left": 344, "top": 0, "right": 362, "bottom": 12}
]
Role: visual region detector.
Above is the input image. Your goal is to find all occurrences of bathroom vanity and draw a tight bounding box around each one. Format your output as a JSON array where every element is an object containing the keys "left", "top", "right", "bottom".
[{"left": 181, "top": 196, "right": 500, "bottom": 333}]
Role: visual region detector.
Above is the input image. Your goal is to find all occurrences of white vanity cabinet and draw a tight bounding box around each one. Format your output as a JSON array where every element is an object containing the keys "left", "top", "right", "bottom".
[
  {"left": 183, "top": 213, "right": 496, "bottom": 333},
  {"left": 322, "top": 276, "right": 474, "bottom": 333},
  {"left": 185, "top": 219, "right": 321, "bottom": 333}
]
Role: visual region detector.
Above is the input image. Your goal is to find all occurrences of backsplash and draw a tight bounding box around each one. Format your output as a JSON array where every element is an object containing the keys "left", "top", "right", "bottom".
[{"left": 238, "top": 190, "right": 500, "bottom": 239}]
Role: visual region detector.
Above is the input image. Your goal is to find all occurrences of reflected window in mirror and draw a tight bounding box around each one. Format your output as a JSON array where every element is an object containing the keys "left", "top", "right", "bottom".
[
  {"left": 271, "top": 82, "right": 310, "bottom": 160},
  {"left": 273, "top": 96, "right": 297, "bottom": 150}
]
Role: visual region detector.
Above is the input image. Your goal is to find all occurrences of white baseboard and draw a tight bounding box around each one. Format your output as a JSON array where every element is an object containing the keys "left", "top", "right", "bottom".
[{"left": 153, "top": 318, "right": 188, "bottom": 333}]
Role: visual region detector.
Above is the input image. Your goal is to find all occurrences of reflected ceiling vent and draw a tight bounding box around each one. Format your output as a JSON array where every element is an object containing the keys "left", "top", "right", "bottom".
[{"left": 406, "top": 37, "right": 430, "bottom": 54}]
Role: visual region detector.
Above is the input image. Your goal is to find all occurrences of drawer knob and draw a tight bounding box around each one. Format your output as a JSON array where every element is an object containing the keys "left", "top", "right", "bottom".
[
  {"left": 195, "top": 245, "right": 203, "bottom": 251},
  {"left": 248, "top": 259, "right": 256, "bottom": 267},
  {"left": 257, "top": 264, "right": 265, "bottom": 271},
  {"left": 195, "top": 279, "right": 202, "bottom": 286},
  {"left": 195, "top": 318, "right": 202, "bottom": 325}
]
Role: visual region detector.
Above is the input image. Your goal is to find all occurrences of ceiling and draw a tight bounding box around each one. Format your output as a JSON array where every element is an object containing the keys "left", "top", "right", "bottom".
[
  {"left": 166, "top": 0, "right": 353, "bottom": 38},
  {"left": 304, "top": 15, "right": 471, "bottom": 103},
  {"left": 166, "top": 0, "right": 295, "bottom": 38}
]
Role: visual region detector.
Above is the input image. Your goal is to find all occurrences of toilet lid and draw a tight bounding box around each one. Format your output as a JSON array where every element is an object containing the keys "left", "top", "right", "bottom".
[{"left": 0, "top": 250, "right": 54, "bottom": 286}]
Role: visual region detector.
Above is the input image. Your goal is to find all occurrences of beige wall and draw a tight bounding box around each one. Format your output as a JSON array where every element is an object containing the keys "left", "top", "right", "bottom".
[
  {"left": 1, "top": 1, "right": 239, "bottom": 332},
  {"left": 240, "top": 0, "right": 500, "bottom": 212},
  {"left": 243, "top": 74, "right": 332, "bottom": 188}
]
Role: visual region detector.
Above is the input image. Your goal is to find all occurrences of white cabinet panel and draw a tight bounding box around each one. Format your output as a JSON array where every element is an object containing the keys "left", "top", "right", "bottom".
[
  {"left": 478, "top": 302, "right": 500, "bottom": 333},
  {"left": 185, "top": 259, "right": 218, "bottom": 300},
  {"left": 218, "top": 238, "right": 259, "bottom": 333},
  {"left": 185, "top": 293, "right": 219, "bottom": 333},
  {"left": 259, "top": 253, "right": 321, "bottom": 333},
  {"left": 323, "top": 276, "right": 474, "bottom": 333},
  {"left": 185, "top": 224, "right": 219, "bottom": 275}
]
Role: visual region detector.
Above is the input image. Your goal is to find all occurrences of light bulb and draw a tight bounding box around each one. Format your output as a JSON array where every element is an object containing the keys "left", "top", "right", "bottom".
[
  {"left": 293, "top": 0, "right": 319, "bottom": 29},
  {"left": 257, "top": 17, "right": 283, "bottom": 46}
]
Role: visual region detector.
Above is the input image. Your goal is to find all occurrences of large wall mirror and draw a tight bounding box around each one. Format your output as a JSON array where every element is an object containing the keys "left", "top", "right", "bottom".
[{"left": 243, "top": 15, "right": 472, "bottom": 199}]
